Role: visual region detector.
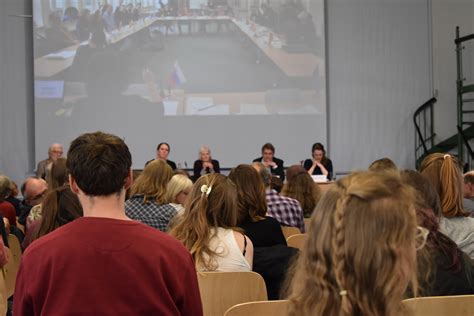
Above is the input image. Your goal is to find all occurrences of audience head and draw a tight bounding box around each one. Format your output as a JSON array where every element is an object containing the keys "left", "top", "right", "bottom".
[
  {"left": 261, "top": 143, "right": 275, "bottom": 162},
  {"left": 286, "top": 171, "right": 420, "bottom": 316},
  {"left": 169, "top": 173, "right": 238, "bottom": 270},
  {"left": 9, "top": 181, "right": 19, "bottom": 198},
  {"left": 199, "top": 146, "right": 212, "bottom": 162},
  {"left": 32, "top": 186, "right": 83, "bottom": 242},
  {"left": 282, "top": 165, "right": 321, "bottom": 217},
  {"left": 129, "top": 159, "right": 172, "bottom": 204},
  {"left": 368, "top": 158, "right": 397, "bottom": 172},
  {"left": 66, "top": 131, "right": 132, "bottom": 198},
  {"left": 311, "top": 142, "right": 327, "bottom": 162},
  {"left": 21, "top": 177, "right": 48, "bottom": 206},
  {"left": 419, "top": 153, "right": 467, "bottom": 218},
  {"left": 165, "top": 174, "right": 193, "bottom": 206},
  {"left": 463, "top": 171, "right": 474, "bottom": 199},
  {"left": 252, "top": 162, "right": 272, "bottom": 189},
  {"left": 46, "top": 157, "right": 68, "bottom": 190},
  {"left": 228, "top": 164, "right": 267, "bottom": 224},
  {"left": 48, "top": 143, "right": 64, "bottom": 162},
  {"left": 48, "top": 12, "right": 62, "bottom": 26},
  {"left": 0, "top": 175, "right": 12, "bottom": 201},
  {"left": 156, "top": 142, "right": 171, "bottom": 160}
]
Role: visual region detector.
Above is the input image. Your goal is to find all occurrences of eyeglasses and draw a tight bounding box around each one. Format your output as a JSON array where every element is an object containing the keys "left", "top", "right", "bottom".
[
  {"left": 29, "top": 189, "right": 48, "bottom": 202},
  {"left": 415, "top": 226, "right": 429, "bottom": 251}
]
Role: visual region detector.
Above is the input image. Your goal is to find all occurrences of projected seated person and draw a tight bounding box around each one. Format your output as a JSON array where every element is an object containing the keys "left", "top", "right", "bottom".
[
  {"left": 70, "top": 51, "right": 164, "bottom": 128},
  {"left": 145, "top": 142, "right": 177, "bottom": 170},
  {"left": 193, "top": 146, "right": 220, "bottom": 181},
  {"left": 253, "top": 143, "right": 285, "bottom": 181},
  {"left": 76, "top": 9, "right": 92, "bottom": 42},
  {"left": 70, "top": 29, "right": 107, "bottom": 81},
  {"left": 303, "top": 142, "right": 333, "bottom": 180},
  {"left": 45, "top": 12, "right": 78, "bottom": 51}
]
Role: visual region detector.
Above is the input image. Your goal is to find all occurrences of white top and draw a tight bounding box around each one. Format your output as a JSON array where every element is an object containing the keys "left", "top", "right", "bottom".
[
  {"left": 169, "top": 203, "right": 185, "bottom": 214},
  {"left": 197, "top": 227, "right": 251, "bottom": 272},
  {"left": 439, "top": 216, "right": 474, "bottom": 259}
]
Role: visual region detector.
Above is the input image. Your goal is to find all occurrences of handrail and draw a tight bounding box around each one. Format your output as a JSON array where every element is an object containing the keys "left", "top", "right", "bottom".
[
  {"left": 457, "top": 125, "right": 474, "bottom": 161},
  {"left": 413, "top": 97, "right": 437, "bottom": 155}
]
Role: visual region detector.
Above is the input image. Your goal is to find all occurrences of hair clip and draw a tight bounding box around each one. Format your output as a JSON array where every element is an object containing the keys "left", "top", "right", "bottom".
[
  {"left": 443, "top": 154, "right": 450, "bottom": 160},
  {"left": 339, "top": 290, "right": 347, "bottom": 296},
  {"left": 200, "top": 184, "right": 212, "bottom": 197}
]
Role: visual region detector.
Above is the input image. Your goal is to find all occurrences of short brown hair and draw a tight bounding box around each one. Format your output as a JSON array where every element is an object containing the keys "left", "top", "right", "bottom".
[
  {"left": 67, "top": 131, "right": 132, "bottom": 196},
  {"left": 261, "top": 143, "right": 275, "bottom": 153},
  {"left": 369, "top": 158, "right": 397, "bottom": 172}
]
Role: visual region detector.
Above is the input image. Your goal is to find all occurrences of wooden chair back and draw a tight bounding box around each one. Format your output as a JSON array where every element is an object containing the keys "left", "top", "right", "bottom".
[
  {"left": 286, "top": 233, "right": 307, "bottom": 251},
  {"left": 198, "top": 271, "right": 267, "bottom": 316},
  {"left": 281, "top": 226, "right": 301, "bottom": 240},
  {"left": 403, "top": 295, "right": 474, "bottom": 316},
  {"left": 224, "top": 300, "right": 289, "bottom": 316},
  {"left": 2, "top": 247, "right": 18, "bottom": 298},
  {"left": 7, "top": 234, "right": 22, "bottom": 267}
]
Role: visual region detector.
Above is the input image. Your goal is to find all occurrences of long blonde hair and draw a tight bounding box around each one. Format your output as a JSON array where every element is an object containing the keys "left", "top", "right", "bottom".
[
  {"left": 419, "top": 153, "right": 467, "bottom": 218},
  {"left": 169, "top": 173, "right": 238, "bottom": 270},
  {"left": 285, "top": 171, "right": 418, "bottom": 316},
  {"left": 129, "top": 159, "right": 172, "bottom": 204},
  {"left": 164, "top": 174, "right": 193, "bottom": 204}
]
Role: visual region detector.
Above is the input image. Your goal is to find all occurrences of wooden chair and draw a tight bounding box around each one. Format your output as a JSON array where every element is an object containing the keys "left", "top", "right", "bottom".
[
  {"left": 224, "top": 300, "right": 289, "bottom": 316},
  {"left": 281, "top": 226, "right": 301, "bottom": 240},
  {"left": 286, "top": 234, "right": 307, "bottom": 251},
  {"left": 198, "top": 271, "right": 268, "bottom": 316},
  {"left": 2, "top": 247, "right": 18, "bottom": 298},
  {"left": 403, "top": 295, "right": 474, "bottom": 316},
  {"left": 7, "top": 234, "right": 22, "bottom": 267}
]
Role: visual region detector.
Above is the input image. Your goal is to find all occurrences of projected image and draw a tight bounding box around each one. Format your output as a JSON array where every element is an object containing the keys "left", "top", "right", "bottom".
[{"left": 33, "top": 0, "right": 325, "bottom": 117}]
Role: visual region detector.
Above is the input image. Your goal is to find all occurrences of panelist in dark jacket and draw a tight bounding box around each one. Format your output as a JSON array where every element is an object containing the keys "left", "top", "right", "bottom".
[
  {"left": 193, "top": 146, "right": 220, "bottom": 181},
  {"left": 145, "top": 142, "right": 177, "bottom": 170},
  {"left": 253, "top": 143, "right": 285, "bottom": 181}
]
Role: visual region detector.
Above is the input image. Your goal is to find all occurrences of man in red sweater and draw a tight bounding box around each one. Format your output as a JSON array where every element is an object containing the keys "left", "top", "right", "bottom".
[{"left": 14, "top": 132, "right": 203, "bottom": 315}]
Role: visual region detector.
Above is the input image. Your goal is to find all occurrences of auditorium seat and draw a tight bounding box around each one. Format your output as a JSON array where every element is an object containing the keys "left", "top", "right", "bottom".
[
  {"left": 2, "top": 247, "right": 17, "bottom": 298},
  {"left": 281, "top": 226, "right": 301, "bottom": 240},
  {"left": 286, "top": 234, "right": 307, "bottom": 251},
  {"left": 224, "top": 300, "right": 289, "bottom": 316},
  {"left": 403, "top": 295, "right": 474, "bottom": 315}
]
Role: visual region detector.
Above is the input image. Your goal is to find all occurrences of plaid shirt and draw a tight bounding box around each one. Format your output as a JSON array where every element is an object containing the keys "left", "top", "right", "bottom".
[
  {"left": 125, "top": 195, "right": 177, "bottom": 232},
  {"left": 266, "top": 189, "right": 305, "bottom": 233}
]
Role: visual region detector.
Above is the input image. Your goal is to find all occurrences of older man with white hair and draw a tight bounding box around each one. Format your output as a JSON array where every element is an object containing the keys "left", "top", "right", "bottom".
[
  {"left": 463, "top": 171, "right": 474, "bottom": 215},
  {"left": 36, "top": 143, "right": 64, "bottom": 179}
]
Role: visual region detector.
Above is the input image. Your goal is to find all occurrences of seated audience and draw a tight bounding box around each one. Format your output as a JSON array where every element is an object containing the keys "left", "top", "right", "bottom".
[
  {"left": 463, "top": 171, "right": 474, "bottom": 214},
  {"left": 420, "top": 153, "right": 474, "bottom": 258},
  {"left": 36, "top": 143, "right": 64, "bottom": 179},
  {"left": 285, "top": 171, "right": 421, "bottom": 315},
  {"left": 24, "top": 186, "right": 83, "bottom": 249},
  {"left": 281, "top": 165, "right": 322, "bottom": 217},
  {"left": 368, "top": 157, "right": 397, "bottom": 172},
  {"left": 6, "top": 179, "right": 21, "bottom": 216},
  {"left": 146, "top": 142, "right": 177, "bottom": 170},
  {"left": 229, "top": 164, "right": 286, "bottom": 246},
  {"left": 101, "top": 4, "right": 117, "bottom": 32},
  {"left": 401, "top": 170, "right": 474, "bottom": 295},
  {"left": 0, "top": 175, "right": 17, "bottom": 226},
  {"left": 169, "top": 173, "right": 253, "bottom": 272},
  {"left": 125, "top": 159, "right": 176, "bottom": 231},
  {"left": 164, "top": 174, "right": 193, "bottom": 214},
  {"left": 193, "top": 146, "right": 220, "bottom": 181},
  {"left": 14, "top": 131, "right": 202, "bottom": 315},
  {"left": 303, "top": 142, "right": 333, "bottom": 180},
  {"left": 19, "top": 177, "right": 48, "bottom": 226},
  {"left": 70, "top": 28, "right": 107, "bottom": 81},
  {"left": 253, "top": 143, "right": 285, "bottom": 181},
  {"left": 253, "top": 162, "right": 304, "bottom": 232}
]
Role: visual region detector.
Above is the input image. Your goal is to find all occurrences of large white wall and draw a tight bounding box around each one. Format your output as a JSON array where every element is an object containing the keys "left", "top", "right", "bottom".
[{"left": 1, "top": 0, "right": 468, "bottom": 183}]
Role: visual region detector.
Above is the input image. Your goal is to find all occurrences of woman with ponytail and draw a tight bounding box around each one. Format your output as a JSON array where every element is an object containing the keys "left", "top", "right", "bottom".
[
  {"left": 285, "top": 171, "right": 422, "bottom": 316},
  {"left": 169, "top": 174, "right": 253, "bottom": 272},
  {"left": 420, "top": 153, "right": 474, "bottom": 258}
]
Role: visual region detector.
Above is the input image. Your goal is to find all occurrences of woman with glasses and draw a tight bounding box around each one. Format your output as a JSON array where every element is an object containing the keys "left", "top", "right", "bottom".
[
  {"left": 285, "top": 171, "right": 422, "bottom": 316},
  {"left": 401, "top": 170, "right": 474, "bottom": 296}
]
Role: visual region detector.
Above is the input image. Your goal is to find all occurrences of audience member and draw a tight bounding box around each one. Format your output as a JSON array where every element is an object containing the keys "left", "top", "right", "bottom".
[
  {"left": 285, "top": 171, "right": 421, "bottom": 315},
  {"left": 169, "top": 173, "right": 253, "bottom": 272},
  {"left": 24, "top": 186, "right": 83, "bottom": 249},
  {"left": 125, "top": 159, "right": 176, "bottom": 231},
  {"left": 146, "top": 142, "right": 177, "bottom": 170},
  {"left": 281, "top": 165, "right": 321, "bottom": 217},
  {"left": 229, "top": 164, "right": 286, "bottom": 247},
  {"left": 70, "top": 28, "right": 107, "bottom": 81},
  {"left": 19, "top": 177, "right": 48, "bottom": 226},
  {"left": 253, "top": 162, "right": 305, "bottom": 232},
  {"left": 193, "top": 146, "right": 220, "bottom": 181},
  {"left": 303, "top": 142, "right": 333, "bottom": 180},
  {"left": 463, "top": 171, "right": 474, "bottom": 214},
  {"left": 368, "top": 157, "right": 398, "bottom": 172},
  {"left": 36, "top": 143, "right": 64, "bottom": 179},
  {"left": 401, "top": 170, "right": 474, "bottom": 296},
  {"left": 101, "top": 4, "right": 117, "bottom": 32},
  {"left": 164, "top": 174, "right": 193, "bottom": 214},
  {"left": 0, "top": 175, "right": 17, "bottom": 226},
  {"left": 45, "top": 12, "right": 78, "bottom": 51},
  {"left": 5, "top": 179, "right": 21, "bottom": 216},
  {"left": 253, "top": 143, "right": 285, "bottom": 181},
  {"left": 14, "top": 131, "right": 203, "bottom": 315},
  {"left": 420, "top": 153, "right": 474, "bottom": 258}
]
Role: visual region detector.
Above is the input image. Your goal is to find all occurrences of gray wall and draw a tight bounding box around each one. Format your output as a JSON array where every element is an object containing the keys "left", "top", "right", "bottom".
[{"left": 1, "top": 0, "right": 464, "bottom": 183}]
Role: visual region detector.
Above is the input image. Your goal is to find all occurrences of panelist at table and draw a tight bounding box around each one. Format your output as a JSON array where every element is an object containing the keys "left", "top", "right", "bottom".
[
  {"left": 145, "top": 142, "right": 177, "bottom": 170},
  {"left": 253, "top": 143, "right": 285, "bottom": 181},
  {"left": 193, "top": 146, "right": 220, "bottom": 181},
  {"left": 303, "top": 142, "right": 333, "bottom": 180}
]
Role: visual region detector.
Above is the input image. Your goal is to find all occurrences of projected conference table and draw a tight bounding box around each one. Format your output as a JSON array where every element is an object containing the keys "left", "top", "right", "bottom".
[{"left": 35, "top": 16, "right": 322, "bottom": 79}]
